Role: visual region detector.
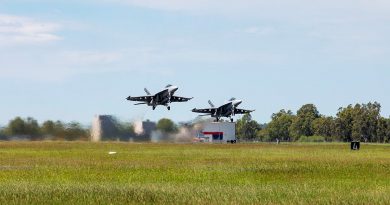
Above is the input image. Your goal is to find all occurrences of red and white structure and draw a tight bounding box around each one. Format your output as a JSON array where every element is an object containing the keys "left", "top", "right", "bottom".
[{"left": 200, "top": 122, "right": 236, "bottom": 143}]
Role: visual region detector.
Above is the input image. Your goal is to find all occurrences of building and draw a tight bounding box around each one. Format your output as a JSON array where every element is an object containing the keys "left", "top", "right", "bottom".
[
  {"left": 91, "top": 115, "right": 120, "bottom": 142},
  {"left": 200, "top": 122, "right": 236, "bottom": 143},
  {"left": 133, "top": 120, "right": 156, "bottom": 142},
  {"left": 91, "top": 115, "right": 156, "bottom": 142}
]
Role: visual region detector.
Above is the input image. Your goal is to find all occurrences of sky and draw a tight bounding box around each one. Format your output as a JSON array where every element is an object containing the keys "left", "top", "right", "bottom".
[{"left": 0, "top": 0, "right": 390, "bottom": 125}]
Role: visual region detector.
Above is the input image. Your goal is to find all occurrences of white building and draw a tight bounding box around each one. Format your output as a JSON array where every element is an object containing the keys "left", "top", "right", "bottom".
[{"left": 201, "top": 122, "right": 236, "bottom": 143}]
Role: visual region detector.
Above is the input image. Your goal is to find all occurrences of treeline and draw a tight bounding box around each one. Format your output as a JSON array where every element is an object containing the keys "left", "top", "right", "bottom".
[
  {"left": 0, "top": 117, "right": 89, "bottom": 141},
  {"left": 237, "top": 102, "right": 390, "bottom": 143},
  {"left": 1, "top": 102, "right": 390, "bottom": 143},
  {"left": 0, "top": 116, "right": 179, "bottom": 141}
]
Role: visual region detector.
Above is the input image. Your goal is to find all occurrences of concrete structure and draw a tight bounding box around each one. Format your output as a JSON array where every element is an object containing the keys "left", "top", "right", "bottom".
[
  {"left": 200, "top": 122, "right": 236, "bottom": 143},
  {"left": 134, "top": 121, "right": 156, "bottom": 142},
  {"left": 91, "top": 115, "right": 120, "bottom": 142},
  {"left": 91, "top": 115, "right": 156, "bottom": 142}
]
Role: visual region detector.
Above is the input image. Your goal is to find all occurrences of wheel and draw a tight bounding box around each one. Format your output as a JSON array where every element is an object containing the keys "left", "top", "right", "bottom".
[
  {"left": 167, "top": 106, "right": 171, "bottom": 111},
  {"left": 230, "top": 118, "right": 234, "bottom": 123},
  {"left": 152, "top": 106, "right": 156, "bottom": 110}
]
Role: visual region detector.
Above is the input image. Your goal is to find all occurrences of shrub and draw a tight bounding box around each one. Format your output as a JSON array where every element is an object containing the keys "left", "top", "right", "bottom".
[{"left": 298, "top": 135, "right": 325, "bottom": 142}]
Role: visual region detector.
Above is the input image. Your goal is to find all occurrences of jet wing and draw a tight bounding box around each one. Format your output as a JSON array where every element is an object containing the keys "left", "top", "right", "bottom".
[
  {"left": 171, "top": 96, "right": 193, "bottom": 102},
  {"left": 126, "top": 96, "right": 152, "bottom": 102},
  {"left": 234, "top": 108, "right": 255, "bottom": 114},
  {"left": 192, "top": 108, "right": 217, "bottom": 114}
]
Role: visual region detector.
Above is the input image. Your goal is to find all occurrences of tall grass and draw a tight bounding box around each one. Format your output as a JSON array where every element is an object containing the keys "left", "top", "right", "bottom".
[{"left": 0, "top": 142, "right": 389, "bottom": 204}]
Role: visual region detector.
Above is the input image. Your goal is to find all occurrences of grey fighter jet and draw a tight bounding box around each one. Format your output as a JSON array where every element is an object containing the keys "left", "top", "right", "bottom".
[
  {"left": 126, "top": 85, "right": 193, "bottom": 110},
  {"left": 192, "top": 98, "right": 254, "bottom": 122}
]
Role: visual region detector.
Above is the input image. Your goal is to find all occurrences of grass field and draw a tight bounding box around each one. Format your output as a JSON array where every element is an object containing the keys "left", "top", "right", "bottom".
[{"left": 0, "top": 142, "right": 389, "bottom": 204}]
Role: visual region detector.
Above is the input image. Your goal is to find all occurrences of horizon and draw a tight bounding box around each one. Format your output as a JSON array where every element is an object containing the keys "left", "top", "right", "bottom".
[{"left": 1, "top": 1, "right": 389, "bottom": 125}]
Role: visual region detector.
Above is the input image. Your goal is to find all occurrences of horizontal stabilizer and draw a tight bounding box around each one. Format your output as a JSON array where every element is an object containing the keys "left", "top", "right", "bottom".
[{"left": 134, "top": 103, "right": 147, "bottom": 105}]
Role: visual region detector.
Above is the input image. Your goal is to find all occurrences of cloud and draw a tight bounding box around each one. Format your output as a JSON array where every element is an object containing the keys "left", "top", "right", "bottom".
[
  {"left": 0, "top": 49, "right": 121, "bottom": 81},
  {"left": 109, "top": 0, "right": 390, "bottom": 19},
  {"left": 0, "top": 14, "right": 62, "bottom": 45},
  {"left": 0, "top": 44, "right": 281, "bottom": 82}
]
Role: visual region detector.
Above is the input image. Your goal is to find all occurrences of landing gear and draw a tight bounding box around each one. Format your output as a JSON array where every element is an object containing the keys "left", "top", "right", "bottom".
[
  {"left": 152, "top": 106, "right": 156, "bottom": 110},
  {"left": 230, "top": 118, "right": 234, "bottom": 123},
  {"left": 167, "top": 106, "right": 171, "bottom": 111}
]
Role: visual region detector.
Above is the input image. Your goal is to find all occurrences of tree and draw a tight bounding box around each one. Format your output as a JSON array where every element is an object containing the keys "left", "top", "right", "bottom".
[
  {"left": 387, "top": 118, "right": 390, "bottom": 143},
  {"left": 363, "top": 102, "right": 381, "bottom": 142},
  {"left": 41, "top": 120, "right": 56, "bottom": 136},
  {"left": 6, "top": 117, "right": 26, "bottom": 136},
  {"left": 236, "top": 114, "right": 261, "bottom": 141},
  {"left": 25, "top": 117, "right": 40, "bottom": 140},
  {"left": 290, "top": 104, "right": 320, "bottom": 138},
  {"left": 53, "top": 121, "right": 66, "bottom": 140},
  {"left": 377, "top": 117, "right": 388, "bottom": 143},
  {"left": 256, "top": 128, "right": 268, "bottom": 142},
  {"left": 266, "top": 110, "right": 295, "bottom": 141},
  {"left": 4, "top": 117, "right": 40, "bottom": 140},
  {"left": 118, "top": 122, "right": 135, "bottom": 141},
  {"left": 312, "top": 116, "right": 335, "bottom": 141},
  {"left": 335, "top": 105, "right": 354, "bottom": 142},
  {"left": 156, "top": 118, "right": 177, "bottom": 134},
  {"left": 64, "top": 122, "right": 88, "bottom": 141},
  {"left": 335, "top": 102, "right": 381, "bottom": 142},
  {"left": 0, "top": 126, "right": 6, "bottom": 140}
]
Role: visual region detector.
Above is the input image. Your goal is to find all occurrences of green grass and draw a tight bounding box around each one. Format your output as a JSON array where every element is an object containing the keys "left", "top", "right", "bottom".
[{"left": 0, "top": 142, "right": 389, "bottom": 204}]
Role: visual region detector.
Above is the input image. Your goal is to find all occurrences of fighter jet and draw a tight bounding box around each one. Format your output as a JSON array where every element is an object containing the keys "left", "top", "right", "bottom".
[
  {"left": 126, "top": 85, "right": 193, "bottom": 110},
  {"left": 192, "top": 98, "right": 254, "bottom": 122}
]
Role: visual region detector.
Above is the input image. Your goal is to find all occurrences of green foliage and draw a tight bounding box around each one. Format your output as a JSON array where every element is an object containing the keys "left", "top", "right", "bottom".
[
  {"left": 298, "top": 135, "right": 326, "bottom": 142},
  {"left": 266, "top": 110, "right": 295, "bottom": 141},
  {"left": 236, "top": 114, "right": 261, "bottom": 140},
  {"left": 5, "top": 117, "right": 40, "bottom": 139},
  {"left": 1, "top": 101, "right": 389, "bottom": 143},
  {"left": 312, "top": 117, "right": 335, "bottom": 142},
  {"left": 117, "top": 122, "right": 135, "bottom": 141},
  {"left": 335, "top": 102, "right": 382, "bottom": 142},
  {"left": 41, "top": 120, "right": 56, "bottom": 137},
  {"left": 290, "top": 104, "right": 320, "bottom": 138},
  {"left": 64, "top": 122, "right": 88, "bottom": 141},
  {"left": 2, "top": 118, "right": 89, "bottom": 141},
  {"left": 260, "top": 102, "right": 388, "bottom": 143},
  {"left": 156, "top": 118, "right": 177, "bottom": 134},
  {"left": 256, "top": 128, "right": 269, "bottom": 142},
  {"left": 5, "top": 117, "right": 26, "bottom": 136}
]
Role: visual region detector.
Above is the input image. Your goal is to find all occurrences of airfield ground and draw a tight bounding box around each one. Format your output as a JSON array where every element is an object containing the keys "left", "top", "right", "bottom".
[{"left": 0, "top": 142, "right": 389, "bottom": 204}]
